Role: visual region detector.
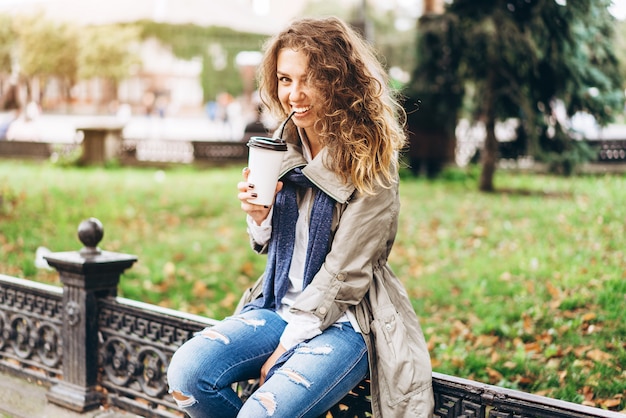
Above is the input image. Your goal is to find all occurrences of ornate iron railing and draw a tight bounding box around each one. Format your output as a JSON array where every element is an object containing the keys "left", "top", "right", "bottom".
[
  {"left": 0, "top": 275, "right": 63, "bottom": 385},
  {"left": 97, "top": 297, "right": 217, "bottom": 417}
]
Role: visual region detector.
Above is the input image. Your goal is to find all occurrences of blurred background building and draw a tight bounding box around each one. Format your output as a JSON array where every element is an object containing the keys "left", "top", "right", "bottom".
[
  {"left": 0, "top": 0, "right": 424, "bottom": 121},
  {"left": 0, "top": 0, "right": 624, "bottom": 174},
  {"left": 0, "top": 0, "right": 308, "bottom": 34}
]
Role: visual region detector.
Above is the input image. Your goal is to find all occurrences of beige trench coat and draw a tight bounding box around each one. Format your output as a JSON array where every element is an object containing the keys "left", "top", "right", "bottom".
[{"left": 236, "top": 141, "right": 434, "bottom": 418}]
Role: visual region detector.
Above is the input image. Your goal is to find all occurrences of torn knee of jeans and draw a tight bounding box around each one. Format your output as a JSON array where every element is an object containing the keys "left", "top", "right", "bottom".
[
  {"left": 296, "top": 344, "right": 333, "bottom": 356},
  {"left": 275, "top": 368, "right": 312, "bottom": 389},
  {"left": 231, "top": 316, "right": 266, "bottom": 329},
  {"left": 252, "top": 391, "right": 277, "bottom": 416},
  {"left": 170, "top": 390, "right": 197, "bottom": 408},
  {"left": 199, "top": 328, "right": 230, "bottom": 344}
]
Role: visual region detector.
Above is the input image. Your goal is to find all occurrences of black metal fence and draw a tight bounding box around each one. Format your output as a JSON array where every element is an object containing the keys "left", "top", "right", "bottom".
[
  {"left": 0, "top": 219, "right": 623, "bottom": 418},
  {"left": 0, "top": 138, "right": 249, "bottom": 166},
  {"left": 2, "top": 136, "right": 626, "bottom": 167}
]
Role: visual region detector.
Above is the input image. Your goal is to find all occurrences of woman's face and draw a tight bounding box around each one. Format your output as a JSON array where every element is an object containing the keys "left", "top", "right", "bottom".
[{"left": 276, "top": 48, "right": 324, "bottom": 138}]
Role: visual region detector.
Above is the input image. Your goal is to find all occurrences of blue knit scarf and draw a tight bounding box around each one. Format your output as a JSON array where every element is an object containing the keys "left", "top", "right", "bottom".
[{"left": 243, "top": 167, "right": 335, "bottom": 311}]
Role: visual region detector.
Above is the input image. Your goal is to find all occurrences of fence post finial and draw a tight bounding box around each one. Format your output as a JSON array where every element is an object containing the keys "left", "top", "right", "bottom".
[{"left": 44, "top": 218, "right": 137, "bottom": 412}]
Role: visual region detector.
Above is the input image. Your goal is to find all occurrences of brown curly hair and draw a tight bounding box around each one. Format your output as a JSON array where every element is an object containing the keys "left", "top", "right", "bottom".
[{"left": 257, "top": 16, "right": 407, "bottom": 195}]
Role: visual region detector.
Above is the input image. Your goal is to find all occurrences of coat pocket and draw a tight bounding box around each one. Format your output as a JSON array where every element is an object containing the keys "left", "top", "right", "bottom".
[{"left": 370, "top": 304, "right": 424, "bottom": 405}]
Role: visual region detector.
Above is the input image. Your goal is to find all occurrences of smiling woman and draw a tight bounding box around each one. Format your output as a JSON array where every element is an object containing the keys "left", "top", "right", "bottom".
[{"left": 166, "top": 15, "right": 435, "bottom": 418}]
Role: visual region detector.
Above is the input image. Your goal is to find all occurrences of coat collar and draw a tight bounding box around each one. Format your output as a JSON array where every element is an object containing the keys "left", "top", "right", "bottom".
[{"left": 279, "top": 142, "right": 355, "bottom": 204}]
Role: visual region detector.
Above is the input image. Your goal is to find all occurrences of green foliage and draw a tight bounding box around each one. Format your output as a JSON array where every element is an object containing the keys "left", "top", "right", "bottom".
[
  {"left": 50, "top": 144, "right": 83, "bottom": 167},
  {"left": 15, "top": 12, "right": 79, "bottom": 81},
  {"left": 403, "top": 13, "right": 464, "bottom": 133},
  {"left": 302, "top": 0, "right": 417, "bottom": 74},
  {"left": 368, "top": 11, "right": 417, "bottom": 73},
  {"left": 401, "top": 14, "right": 466, "bottom": 178},
  {"left": 474, "top": 0, "right": 624, "bottom": 128},
  {"left": 0, "top": 12, "right": 269, "bottom": 103},
  {"left": 407, "top": 1, "right": 626, "bottom": 184},
  {"left": 78, "top": 25, "right": 141, "bottom": 82},
  {"left": 615, "top": 20, "right": 626, "bottom": 90},
  {"left": 0, "top": 14, "right": 15, "bottom": 74},
  {"left": 131, "top": 20, "right": 267, "bottom": 101},
  {"left": 535, "top": 122, "right": 598, "bottom": 175}
]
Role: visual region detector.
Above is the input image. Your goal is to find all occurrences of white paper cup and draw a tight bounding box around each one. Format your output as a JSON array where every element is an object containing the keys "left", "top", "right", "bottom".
[{"left": 246, "top": 136, "right": 288, "bottom": 206}]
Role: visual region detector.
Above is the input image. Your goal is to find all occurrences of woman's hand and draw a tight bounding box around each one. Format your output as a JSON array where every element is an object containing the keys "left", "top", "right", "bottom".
[
  {"left": 238, "top": 167, "right": 282, "bottom": 225},
  {"left": 260, "top": 344, "right": 287, "bottom": 386}
]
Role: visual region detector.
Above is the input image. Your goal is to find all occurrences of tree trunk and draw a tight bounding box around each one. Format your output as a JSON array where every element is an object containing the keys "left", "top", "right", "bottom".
[
  {"left": 423, "top": 0, "right": 445, "bottom": 14},
  {"left": 64, "top": 79, "right": 74, "bottom": 113},
  {"left": 479, "top": 68, "right": 498, "bottom": 192}
]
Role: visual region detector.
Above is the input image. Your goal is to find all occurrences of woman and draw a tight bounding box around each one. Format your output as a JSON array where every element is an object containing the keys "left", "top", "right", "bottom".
[{"left": 167, "top": 16, "right": 434, "bottom": 418}]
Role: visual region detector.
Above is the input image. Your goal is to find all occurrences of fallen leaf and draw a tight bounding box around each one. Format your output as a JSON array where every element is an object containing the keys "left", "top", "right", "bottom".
[
  {"left": 451, "top": 357, "right": 465, "bottom": 368},
  {"left": 240, "top": 261, "right": 255, "bottom": 276},
  {"left": 219, "top": 292, "right": 237, "bottom": 308},
  {"left": 522, "top": 312, "right": 533, "bottom": 333},
  {"left": 581, "top": 312, "right": 597, "bottom": 322},
  {"left": 582, "top": 385, "right": 595, "bottom": 402},
  {"left": 546, "top": 282, "right": 561, "bottom": 299},
  {"left": 192, "top": 280, "right": 209, "bottom": 297},
  {"left": 518, "top": 376, "right": 534, "bottom": 385},
  {"left": 574, "top": 345, "right": 593, "bottom": 357},
  {"left": 473, "top": 225, "right": 488, "bottom": 237},
  {"left": 427, "top": 335, "right": 437, "bottom": 351},
  {"left": 474, "top": 334, "right": 499, "bottom": 348},
  {"left": 173, "top": 252, "right": 186, "bottom": 262},
  {"left": 503, "top": 361, "right": 517, "bottom": 369},
  {"left": 546, "top": 358, "right": 561, "bottom": 369},
  {"left": 486, "top": 367, "right": 503, "bottom": 383},
  {"left": 430, "top": 358, "right": 442, "bottom": 368},
  {"left": 163, "top": 261, "right": 176, "bottom": 280},
  {"left": 600, "top": 398, "right": 622, "bottom": 408},
  {"left": 586, "top": 349, "right": 614, "bottom": 362},
  {"left": 524, "top": 342, "right": 541, "bottom": 353}
]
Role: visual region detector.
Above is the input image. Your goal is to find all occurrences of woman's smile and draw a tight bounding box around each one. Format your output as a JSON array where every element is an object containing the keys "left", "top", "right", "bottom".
[{"left": 277, "top": 48, "right": 323, "bottom": 147}]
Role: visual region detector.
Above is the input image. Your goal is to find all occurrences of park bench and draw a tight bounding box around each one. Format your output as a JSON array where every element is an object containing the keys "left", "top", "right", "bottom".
[
  {"left": 0, "top": 140, "right": 53, "bottom": 159},
  {"left": 0, "top": 218, "right": 623, "bottom": 418}
]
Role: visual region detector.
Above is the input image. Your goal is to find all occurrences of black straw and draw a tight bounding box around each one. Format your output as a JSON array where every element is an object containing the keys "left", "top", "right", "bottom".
[{"left": 278, "top": 110, "right": 296, "bottom": 140}]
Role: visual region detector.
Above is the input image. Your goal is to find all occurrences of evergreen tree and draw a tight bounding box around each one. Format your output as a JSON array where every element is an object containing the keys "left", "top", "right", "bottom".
[
  {"left": 407, "top": 0, "right": 624, "bottom": 189},
  {"left": 403, "top": 13, "right": 464, "bottom": 178}
]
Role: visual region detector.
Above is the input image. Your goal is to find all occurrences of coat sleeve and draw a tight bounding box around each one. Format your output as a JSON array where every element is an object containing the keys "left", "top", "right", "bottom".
[
  {"left": 246, "top": 212, "right": 272, "bottom": 254},
  {"left": 289, "top": 181, "right": 399, "bottom": 330}
]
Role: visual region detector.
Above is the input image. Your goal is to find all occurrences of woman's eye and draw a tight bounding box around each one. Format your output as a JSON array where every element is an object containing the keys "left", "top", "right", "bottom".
[{"left": 279, "top": 76, "right": 290, "bottom": 83}]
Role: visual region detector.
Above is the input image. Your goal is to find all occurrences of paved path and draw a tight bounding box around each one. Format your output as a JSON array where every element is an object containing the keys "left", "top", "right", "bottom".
[
  {"left": 1, "top": 112, "right": 248, "bottom": 144},
  {"left": 0, "top": 372, "right": 140, "bottom": 418},
  {"left": 4, "top": 112, "right": 626, "bottom": 145}
]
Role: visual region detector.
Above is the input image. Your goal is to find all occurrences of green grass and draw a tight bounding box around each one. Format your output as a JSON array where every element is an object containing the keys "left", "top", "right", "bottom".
[{"left": 1, "top": 160, "right": 624, "bottom": 412}]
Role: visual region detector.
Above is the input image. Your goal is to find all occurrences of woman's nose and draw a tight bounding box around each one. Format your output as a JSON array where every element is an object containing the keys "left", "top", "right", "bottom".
[{"left": 289, "top": 82, "right": 305, "bottom": 101}]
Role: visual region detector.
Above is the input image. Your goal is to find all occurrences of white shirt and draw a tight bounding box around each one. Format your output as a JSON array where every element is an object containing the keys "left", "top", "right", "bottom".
[{"left": 246, "top": 137, "right": 359, "bottom": 349}]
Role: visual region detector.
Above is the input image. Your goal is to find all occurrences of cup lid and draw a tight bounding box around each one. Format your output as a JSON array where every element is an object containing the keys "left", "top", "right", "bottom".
[{"left": 247, "top": 136, "right": 288, "bottom": 151}]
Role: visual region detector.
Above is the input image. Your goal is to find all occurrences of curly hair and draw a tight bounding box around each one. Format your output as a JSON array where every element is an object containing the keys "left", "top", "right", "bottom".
[{"left": 257, "top": 16, "right": 407, "bottom": 195}]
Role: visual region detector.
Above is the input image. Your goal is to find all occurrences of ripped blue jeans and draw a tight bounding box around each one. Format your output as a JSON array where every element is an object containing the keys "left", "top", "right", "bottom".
[{"left": 166, "top": 308, "right": 368, "bottom": 418}]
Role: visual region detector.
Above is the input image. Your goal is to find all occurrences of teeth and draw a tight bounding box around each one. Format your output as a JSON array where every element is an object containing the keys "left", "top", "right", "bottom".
[{"left": 293, "top": 106, "right": 311, "bottom": 113}]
